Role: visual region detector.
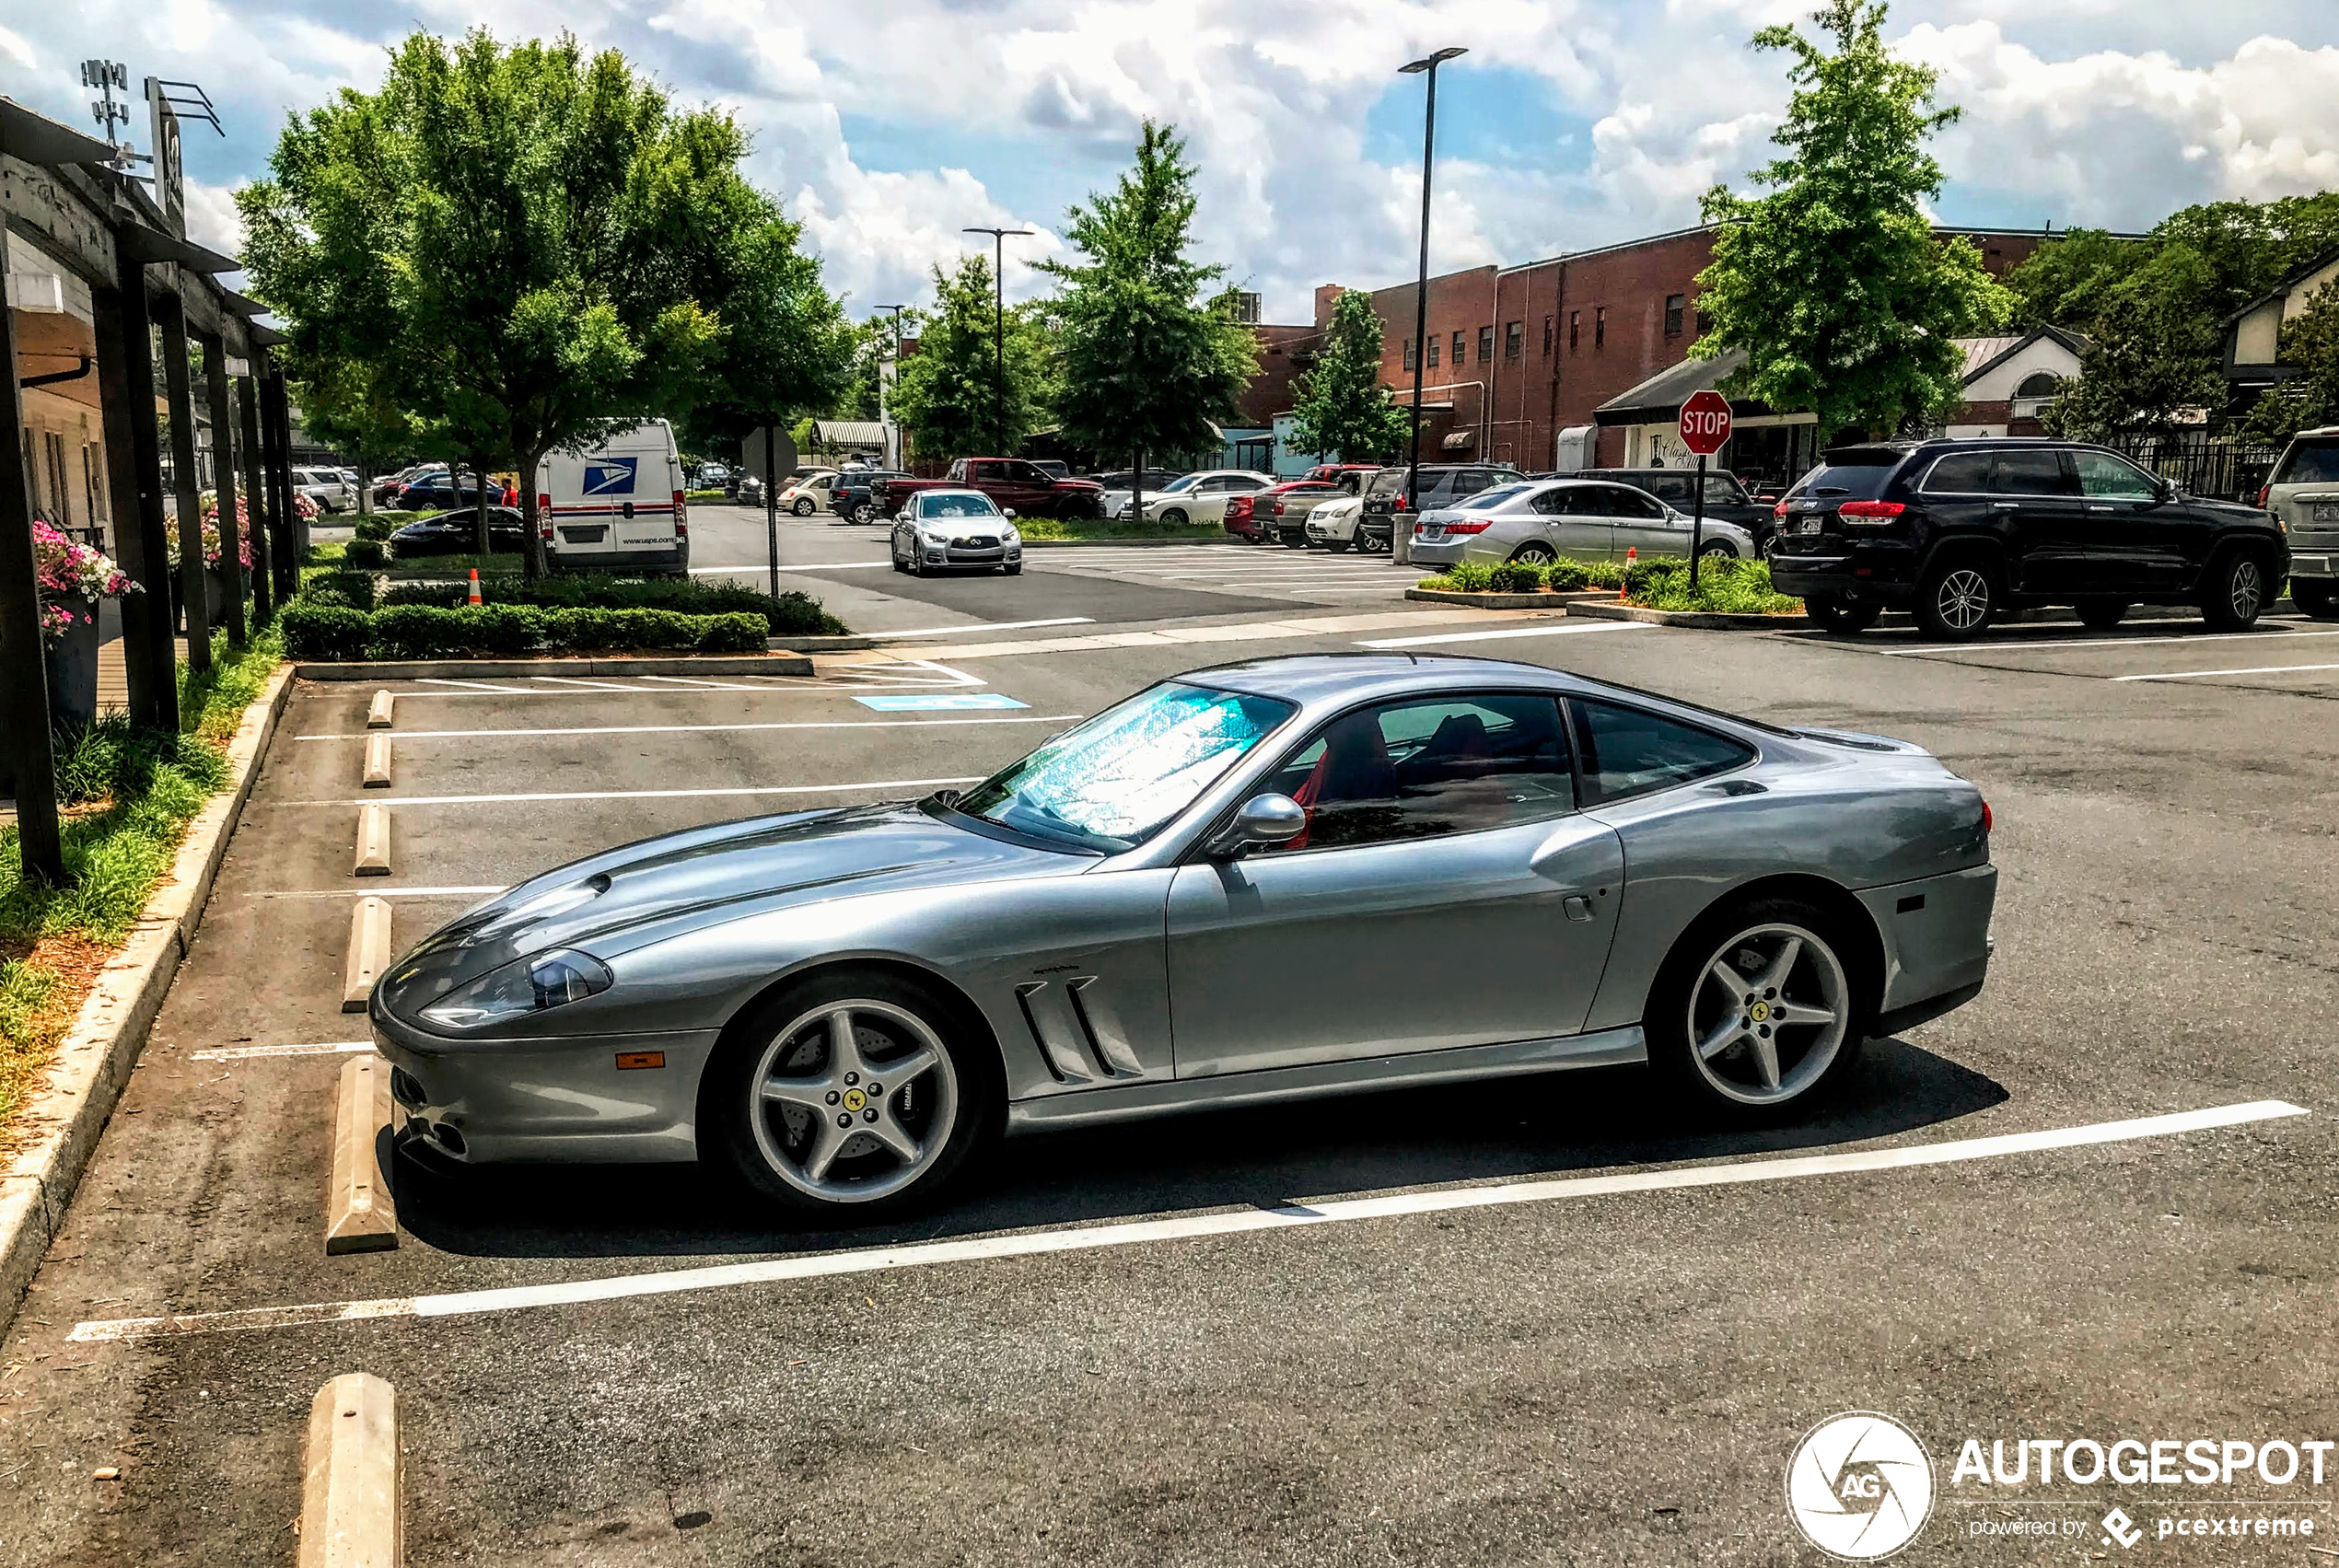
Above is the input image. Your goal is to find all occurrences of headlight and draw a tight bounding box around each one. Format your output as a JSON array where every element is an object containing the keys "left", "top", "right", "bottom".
[
  {"left": 1001, "top": 523, "right": 1019, "bottom": 542},
  {"left": 417, "top": 948, "right": 613, "bottom": 1030}
]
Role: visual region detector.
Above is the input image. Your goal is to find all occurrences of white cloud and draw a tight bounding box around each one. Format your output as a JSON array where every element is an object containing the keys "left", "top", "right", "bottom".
[
  {"left": 0, "top": 25, "right": 37, "bottom": 71},
  {"left": 180, "top": 177, "right": 246, "bottom": 258}
]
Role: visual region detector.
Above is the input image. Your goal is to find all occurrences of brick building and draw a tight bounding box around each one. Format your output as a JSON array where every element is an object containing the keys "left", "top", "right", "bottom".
[{"left": 1307, "top": 223, "right": 2052, "bottom": 485}]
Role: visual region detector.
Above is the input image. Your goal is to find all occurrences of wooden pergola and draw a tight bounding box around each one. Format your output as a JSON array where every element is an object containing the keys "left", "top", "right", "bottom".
[{"left": 2, "top": 95, "right": 301, "bottom": 884}]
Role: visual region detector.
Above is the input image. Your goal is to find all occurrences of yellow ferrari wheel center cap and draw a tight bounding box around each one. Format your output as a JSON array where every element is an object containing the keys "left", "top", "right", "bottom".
[
  {"left": 843, "top": 1088, "right": 867, "bottom": 1113},
  {"left": 1749, "top": 1002, "right": 1770, "bottom": 1023}
]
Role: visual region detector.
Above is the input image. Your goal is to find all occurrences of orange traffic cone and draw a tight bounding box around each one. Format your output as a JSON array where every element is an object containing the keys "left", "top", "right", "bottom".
[
  {"left": 1625, "top": 546, "right": 1637, "bottom": 563},
  {"left": 466, "top": 567, "right": 483, "bottom": 606}
]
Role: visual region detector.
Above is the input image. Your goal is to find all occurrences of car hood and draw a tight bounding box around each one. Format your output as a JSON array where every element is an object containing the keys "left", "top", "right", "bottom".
[{"left": 378, "top": 803, "right": 1075, "bottom": 1015}]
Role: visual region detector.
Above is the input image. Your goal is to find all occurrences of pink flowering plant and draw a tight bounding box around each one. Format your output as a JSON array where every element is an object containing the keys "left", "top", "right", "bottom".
[
  {"left": 33, "top": 520, "right": 141, "bottom": 640},
  {"left": 169, "top": 505, "right": 259, "bottom": 572}
]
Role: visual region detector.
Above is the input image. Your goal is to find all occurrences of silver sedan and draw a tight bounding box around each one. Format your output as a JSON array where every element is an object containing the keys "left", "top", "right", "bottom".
[
  {"left": 1411, "top": 479, "right": 1757, "bottom": 570},
  {"left": 372, "top": 656, "right": 1996, "bottom": 1217}
]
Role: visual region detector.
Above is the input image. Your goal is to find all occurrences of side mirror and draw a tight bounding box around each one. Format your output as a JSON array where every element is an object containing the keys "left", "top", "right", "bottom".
[
  {"left": 1210, "top": 794, "right": 1307, "bottom": 858},
  {"left": 2155, "top": 479, "right": 2176, "bottom": 504},
  {"left": 1002, "top": 507, "right": 1018, "bottom": 519}
]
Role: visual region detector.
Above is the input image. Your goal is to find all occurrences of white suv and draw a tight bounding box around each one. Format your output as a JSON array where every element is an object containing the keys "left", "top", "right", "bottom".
[{"left": 2262, "top": 427, "right": 2339, "bottom": 619}]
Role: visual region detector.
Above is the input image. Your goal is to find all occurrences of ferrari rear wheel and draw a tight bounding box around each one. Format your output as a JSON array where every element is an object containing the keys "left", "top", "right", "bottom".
[
  {"left": 1648, "top": 897, "right": 1867, "bottom": 1121},
  {"left": 708, "top": 972, "right": 995, "bottom": 1217}
]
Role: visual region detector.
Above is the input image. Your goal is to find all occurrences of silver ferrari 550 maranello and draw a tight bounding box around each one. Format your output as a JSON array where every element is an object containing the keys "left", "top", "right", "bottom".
[{"left": 371, "top": 654, "right": 1996, "bottom": 1216}]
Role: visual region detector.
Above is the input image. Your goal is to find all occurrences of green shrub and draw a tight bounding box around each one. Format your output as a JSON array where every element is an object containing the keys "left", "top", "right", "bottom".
[
  {"left": 352, "top": 517, "right": 394, "bottom": 543},
  {"left": 367, "top": 603, "right": 548, "bottom": 658},
  {"left": 378, "top": 581, "right": 468, "bottom": 609},
  {"left": 280, "top": 600, "right": 372, "bottom": 662},
  {"left": 53, "top": 714, "right": 227, "bottom": 806},
  {"left": 343, "top": 539, "right": 386, "bottom": 568},
  {"left": 1488, "top": 562, "right": 1542, "bottom": 594},
  {"left": 1542, "top": 559, "right": 1591, "bottom": 591},
  {"left": 305, "top": 571, "right": 379, "bottom": 612},
  {"left": 1623, "top": 555, "right": 1801, "bottom": 615},
  {"left": 694, "top": 612, "right": 768, "bottom": 653},
  {"left": 371, "top": 572, "right": 843, "bottom": 634},
  {"left": 1443, "top": 562, "right": 1495, "bottom": 592}
]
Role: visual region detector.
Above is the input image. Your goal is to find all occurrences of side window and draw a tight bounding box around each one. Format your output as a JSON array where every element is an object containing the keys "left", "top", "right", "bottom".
[
  {"left": 2071, "top": 450, "right": 2158, "bottom": 500},
  {"left": 1704, "top": 476, "right": 1744, "bottom": 505},
  {"left": 1258, "top": 695, "right": 1576, "bottom": 853},
  {"left": 1647, "top": 475, "right": 1693, "bottom": 505},
  {"left": 946, "top": 460, "right": 967, "bottom": 482},
  {"left": 1562, "top": 488, "right": 1613, "bottom": 517},
  {"left": 1609, "top": 487, "right": 1665, "bottom": 518},
  {"left": 1570, "top": 699, "right": 1755, "bottom": 806},
  {"left": 1987, "top": 450, "right": 2077, "bottom": 496},
  {"left": 1921, "top": 451, "right": 1994, "bottom": 494},
  {"left": 1530, "top": 488, "right": 1571, "bottom": 516}
]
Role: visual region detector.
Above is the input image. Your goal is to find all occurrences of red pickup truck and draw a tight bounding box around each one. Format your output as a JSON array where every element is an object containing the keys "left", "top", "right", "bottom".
[{"left": 875, "top": 459, "right": 1105, "bottom": 521}]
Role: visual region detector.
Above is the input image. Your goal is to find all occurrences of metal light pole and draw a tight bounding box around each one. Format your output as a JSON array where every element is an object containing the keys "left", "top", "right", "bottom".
[
  {"left": 1397, "top": 47, "right": 1466, "bottom": 566},
  {"left": 963, "top": 227, "right": 1032, "bottom": 455},
  {"left": 872, "top": 304, "right": 906, "bottom": 472}
]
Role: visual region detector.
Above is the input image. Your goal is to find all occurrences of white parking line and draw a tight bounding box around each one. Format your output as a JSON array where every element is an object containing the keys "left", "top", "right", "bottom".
[
  {"left": 65, "top": 1099, "right": 2306, "bottom": 1343},
  {"left": 877, "top": 618, "right": 1096, "bottom": 638},
  {"left": 191, "top": 1040, "right": 377, "bottom": 1063},
  {"left": 2110, "top": 661, "right": 2339, "bottom": 683},
  {"left": 531, "top": 675, "right": 641, "bottom": 691},
  {"left": 1357, "top": 621, "right": 1650, "bottom": 649},
  {"left": 416, "top": 677, "right": 520, "bottom": 693},
  {"left": 1878, "top": 628, "right": 2339, "bottom": 656},
  {"left": 292, "top": 777, "right": 983, "bottom": 807},
  {"left": 295, "top": 714, "right": 1082, "bottom": 742}
]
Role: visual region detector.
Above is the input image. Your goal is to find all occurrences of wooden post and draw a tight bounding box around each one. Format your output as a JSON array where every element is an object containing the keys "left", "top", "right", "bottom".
[
  {"left": 0, "top": 262, "right": 66, "bottom": 885},
  {"left": 155, "top": 290, "right": 212, "bottom": 673},
  {"left": 265, "top": 370, "right": 301, "bottom": 598},
  {"left": 237, "top": 366, "right": 273, "bottom": 622},
  {"left": 90, "top": 274, "right": 179, "bottom": 729},
  {"left": 200, "top": 338, "right": 246, "bottom": 645}
]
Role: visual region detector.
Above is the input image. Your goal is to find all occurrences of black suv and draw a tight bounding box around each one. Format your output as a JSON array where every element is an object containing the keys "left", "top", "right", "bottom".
[
  {"left": 1767, "top": 439, "right": 2288, "bottom": 639},
  {"left": 1569, "top": 467, "right": 1777, "bottom": 552},
  {"left": 832, "top": 469, "right": 910, "bottom": 524},
  {"left": 1362, "top": 463, "right": 1522, "bottom": 549}
]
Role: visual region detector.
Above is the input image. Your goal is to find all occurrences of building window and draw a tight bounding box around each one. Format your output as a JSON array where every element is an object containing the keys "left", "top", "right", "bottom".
[
  {"left": 1452, "top": 331, "right": 1465, "bottom": 365},
  {"left": 1594, "top": 307, "right": 1607, "bottom": 348},
  {"left": 1664, "top": 295, "right": 1685, "bottom": 337},
  {"left": 1403, "top": 339, "right": 1416, "bottom": 371},
  {"left": 1505, "top": 321, "right": 1523, "bottom": 361},
  {"left": 1427, "top": 336, "right": 1439, "bottom": 368},
  {"left": 1569, "top": 311, "right": 1580, "bottom": 352},
  {"left": 1478, "top": 325, "right": 1495, "bottom": 362},
  {"left": 1542, "top": 316, "right": 1554, "bottom": 355}
]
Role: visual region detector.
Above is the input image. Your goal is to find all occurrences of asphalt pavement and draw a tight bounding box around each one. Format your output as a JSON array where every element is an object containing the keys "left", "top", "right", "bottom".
[{"left": 4, "top": 602, "right": 2335, "bottom": 1565}]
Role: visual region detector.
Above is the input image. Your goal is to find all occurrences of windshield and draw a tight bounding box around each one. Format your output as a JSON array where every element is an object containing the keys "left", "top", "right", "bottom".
[
  {"left": 919, "top": 494, "right": 1002, "bottom": 518},
  {"left": 1793, "top": 459, "right": 1900, "bottom": 501},
  {"left": 953, "top": 682, "right": 1297, "bottom": 853}
]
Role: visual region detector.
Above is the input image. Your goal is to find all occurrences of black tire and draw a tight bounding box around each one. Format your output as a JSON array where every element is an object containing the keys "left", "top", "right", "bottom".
[
  {"left": 1280, "top": 531, "right": 1308, "bottom": 549},
  {"left": 2076, "top": 598, "right": 2128, "bottom": 630},
  {"left": 792, "top": 497, "right": 814, "bottom": 517},
  {"left": 1325, "top": 539, "right": 1352, "bottom": 554},
  {"left": 1646, "top": 894, "right": 1873, "bottom": 1125},
  {"left": 2294, "top": 579, "right": 2339, "bottom": 620},
  {"left": 890, "top": 546, "right": 907, "bottom": 574},
  {"left": 1510, "top": 542, "right": 1557, "bottom": 566},
  {"left": 1161, "top": 507, "right": 1188, "bottom": 527},
  {"left": 1004, "top": 563, "right": 1022, "bottom": 575},
  {"left": 2200, "top": 550, "right": 2269, "bottom": 632},
  {"left": 703, "top": 969, "right": 998, "bottom": 1220},
  {"left": 1802, "top": 595, "right": 1879, "bottom": 633},
  {"left": 1916, "top": 555, "right": 1999, "bottom": 641}
]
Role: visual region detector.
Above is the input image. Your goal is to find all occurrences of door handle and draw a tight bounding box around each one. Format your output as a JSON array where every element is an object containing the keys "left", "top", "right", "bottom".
[
  {"left": 1562, "top": 895, "right": 1595, "bottom": 922},
  {"left": 2087, "top": 505, "right": 2113, "bottom": 512},
  {"left": 1990, "top": 502, "right": 2019, "bottom": 510}
]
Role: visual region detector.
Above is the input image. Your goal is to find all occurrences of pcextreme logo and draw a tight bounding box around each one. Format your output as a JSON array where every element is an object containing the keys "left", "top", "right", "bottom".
[{"left": 1786, "top": 1411, "right": 1938, "bottom": 1561}]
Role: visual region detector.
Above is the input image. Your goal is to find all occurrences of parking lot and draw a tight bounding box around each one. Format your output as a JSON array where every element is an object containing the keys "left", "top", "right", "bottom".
[{"left": 4, "top": 605, "right": 2335, "bottom": 1565}]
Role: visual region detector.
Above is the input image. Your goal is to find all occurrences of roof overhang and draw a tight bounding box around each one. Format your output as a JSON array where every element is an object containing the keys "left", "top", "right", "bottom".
[
  {"left": 117, "top": 226, "right": 241, "bottom": 273},
  {"left": 0, "top": 97, "right": 117, "bottom": 167}
]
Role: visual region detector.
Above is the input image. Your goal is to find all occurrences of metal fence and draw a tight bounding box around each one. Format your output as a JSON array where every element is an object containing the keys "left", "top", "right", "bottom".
[{"left": 2100, "top": 430, "right": 2286, "bottom": 503}]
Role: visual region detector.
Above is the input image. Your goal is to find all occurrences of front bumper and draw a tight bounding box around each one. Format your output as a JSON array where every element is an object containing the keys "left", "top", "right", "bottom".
[
  {"left": 918, "top": 542, "right": 1022, "bottom": 569},
  {"left": 371, "top": 999, "right": 720, "bottom": 1164}
]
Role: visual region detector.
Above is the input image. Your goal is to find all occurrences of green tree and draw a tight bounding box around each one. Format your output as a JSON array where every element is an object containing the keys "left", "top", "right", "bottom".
[
  {"left": 1692, "top": 0, "right": 2011, "bottom": 441},
  {"left": 1041, "top": 122, "right": 1257, "bottom": 505},
  {"left": 888, "top": 254, "right": 1052, "bottom": 459},
  {"left": 240, "top": 29, "right": 847, "bottom": 574},
  {"left": 2232, "top": 282, "right": 2339, "bottom": 444},
  {"left": 2037, "top": 244, "right": 2228, "bottom": 439},
  {"left": 1286, "top": 288, "right": 1409, "bottom": 462}
]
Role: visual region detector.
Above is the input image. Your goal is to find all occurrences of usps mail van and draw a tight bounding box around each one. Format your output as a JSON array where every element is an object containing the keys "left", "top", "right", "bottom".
[{"left": 537, "top": 421, "right": 689, "bottom": 574}]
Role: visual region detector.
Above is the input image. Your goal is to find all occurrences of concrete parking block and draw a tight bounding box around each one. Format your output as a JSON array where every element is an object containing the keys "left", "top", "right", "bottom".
[
  {"left": 325, "top": 1055, "right": 397, "bottom": 1255},
  {"left": 343, "top": 898, "right": 391, "bottom": 1012},
  {"left": 366, "top": 690, "right": 395, "bottom": 729},
  {"left": 354, "top": 806, "right": 391, "bottom": 877},
  {"left": 298, "top": 1372, "right": 401, "bottom": 1567},
  {"left": 362, "top": 734, "right": 392, "bottom": 788}
]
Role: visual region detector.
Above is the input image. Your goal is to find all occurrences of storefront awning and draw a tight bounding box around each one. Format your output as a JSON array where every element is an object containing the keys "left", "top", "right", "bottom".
[
  {"left": 1593, "top": 348, "right": 1772, "bottom": 426},
  {"left": 1439, "top": 429, "right": 1475, "bottom": 451}
]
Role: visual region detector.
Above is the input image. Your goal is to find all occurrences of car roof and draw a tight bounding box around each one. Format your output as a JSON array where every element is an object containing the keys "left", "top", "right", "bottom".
[{"left": 910, "top": 487, "right": 997, "bottom": 503}]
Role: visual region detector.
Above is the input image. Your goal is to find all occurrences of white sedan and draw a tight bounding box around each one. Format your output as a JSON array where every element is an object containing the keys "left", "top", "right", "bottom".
[
  {"left": 1117, "top": 470, "right": 1278, "bottom": 527},
  {"left": 1304, "top": 494, "right": 1384, "bottom": 553}
]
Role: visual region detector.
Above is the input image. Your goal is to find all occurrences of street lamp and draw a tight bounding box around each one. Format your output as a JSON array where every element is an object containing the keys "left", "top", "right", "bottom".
[
  {"left": 1397, "top": 46, "right": 1466, "bottom": 563},
  {"left": 871, "top": 303, "right": 907, "bottom": 470},
  {"left": 962, "top": 226, "right": 1033, "bottom": 455}
]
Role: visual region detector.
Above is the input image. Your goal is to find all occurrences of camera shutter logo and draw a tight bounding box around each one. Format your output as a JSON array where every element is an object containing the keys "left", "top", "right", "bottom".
[{"left": 1786, "top": 1411, "right": 1936, "bottom": 1560}]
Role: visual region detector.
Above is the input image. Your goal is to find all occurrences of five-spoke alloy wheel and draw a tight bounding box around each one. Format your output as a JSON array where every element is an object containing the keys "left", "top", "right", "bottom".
[{"left": 1649, "top": 897, "right": 1867, "bottom": 1121}]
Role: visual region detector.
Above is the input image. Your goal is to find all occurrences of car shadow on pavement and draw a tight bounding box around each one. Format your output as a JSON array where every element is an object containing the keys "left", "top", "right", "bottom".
[{"left": 393, "top": 1035, "right": 2007, "bottom": 1261}]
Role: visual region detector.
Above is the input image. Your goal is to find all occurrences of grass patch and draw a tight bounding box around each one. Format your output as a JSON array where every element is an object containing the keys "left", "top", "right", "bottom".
[
  {"left": 1016, "top": 517, "right": 1223, "bottom": 542},
  {"left": 0, "top": 623, "right": 284, "bottom": 1136},
  {"left": 1417, "top": 554, "right": 1631, "bottom": 594},
  {"left": 1623, "top": 556, "right": 1801, "bottom": 615}
]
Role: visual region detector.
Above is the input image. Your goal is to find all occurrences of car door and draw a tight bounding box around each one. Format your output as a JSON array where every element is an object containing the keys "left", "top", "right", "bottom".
[
  {"left": 1605, "top": 485, "right": 1678, "bottom": 556},
  {"left": 1531, "top": 486, "right": 1613, "bottom": 558},
  {"left": 2071, "top": 448, "right": 2194, "bottom": 595},
  {"left": 1987, "top": 448, "right": 2091, "bottom": 594},
  {"left": 1165, "top": 693, "right": 1625, "bottom": 1076}
]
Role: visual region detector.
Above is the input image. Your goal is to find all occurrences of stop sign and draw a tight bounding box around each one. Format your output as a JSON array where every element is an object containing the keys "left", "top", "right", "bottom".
[{"left": 1678, "top": 389, "right": 1732, "bottom": 457}]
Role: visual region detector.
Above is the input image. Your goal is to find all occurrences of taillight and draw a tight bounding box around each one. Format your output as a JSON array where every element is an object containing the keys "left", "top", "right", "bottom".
[
  {"left": 1773, "top": 499, "right": 1788, "bottom": 518},
  {"left": 1271, "top": 499, "right": 1286, "bottom": 516},
  {"left": 1395, "top": 495, "right": 1408, "bottom": 511},
  {"left": 1227, "top": 496, "right": 1253, "bottom": 523},
  {"left": 1981, "top": 799, "right": 1993, "bottom": 834},
  {"left": 2255, "top": 485, "right": 2270, "bottom": 508},
  {"left": 1838, "top": 500, "right": 1906, "bottom": 517},
  {"left": 1443, "top": 520, "right": 1492, "bottom": 535},
  {"left": 672, "top": 489, "right": 687, "bottom": 537}
]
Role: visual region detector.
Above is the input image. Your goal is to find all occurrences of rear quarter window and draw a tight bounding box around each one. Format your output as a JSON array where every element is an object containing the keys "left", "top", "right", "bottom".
[
  {"left": 1571, "top": 699, "right": 1756, "bottom": 806},
  {"left": 2274, "top": 439, "right": 2339, "bottom": 485}
]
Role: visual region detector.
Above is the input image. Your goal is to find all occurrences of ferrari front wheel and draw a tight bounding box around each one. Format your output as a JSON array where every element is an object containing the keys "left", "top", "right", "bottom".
[{"left": 706, "top": 971, "right": 996, "bottom": 1218}]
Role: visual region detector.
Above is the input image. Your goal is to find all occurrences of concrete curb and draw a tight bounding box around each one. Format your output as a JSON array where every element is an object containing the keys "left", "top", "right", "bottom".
[
  {"left": 1020, "top": 535, "right": 1222, "bottom": 548},
  {"left": 1406, "top": 588, "right": 1621, "bottom": 610},
  {"left": 773, "top": 634, "right": 883, "bottom": 652},
  {"left": 325, "top": 1057, "right": 398, "bottom": 1255},
  {"left": 1565, "top": 600, "right": 1807, "bottom": 631},
  {"left": 293, "top": 653, "right": 814, "bottom": 679},
  {"left": 0, "top": 663, "right": 296, "bottom": 1334},
  {"left": 299, "top": 1373, "right": 401, "bottom": 1567}
]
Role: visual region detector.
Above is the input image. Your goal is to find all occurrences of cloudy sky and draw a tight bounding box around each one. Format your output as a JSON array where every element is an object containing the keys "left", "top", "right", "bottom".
[{"left": 6, "top": 1, "right": 2338, "bottom": 324}]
